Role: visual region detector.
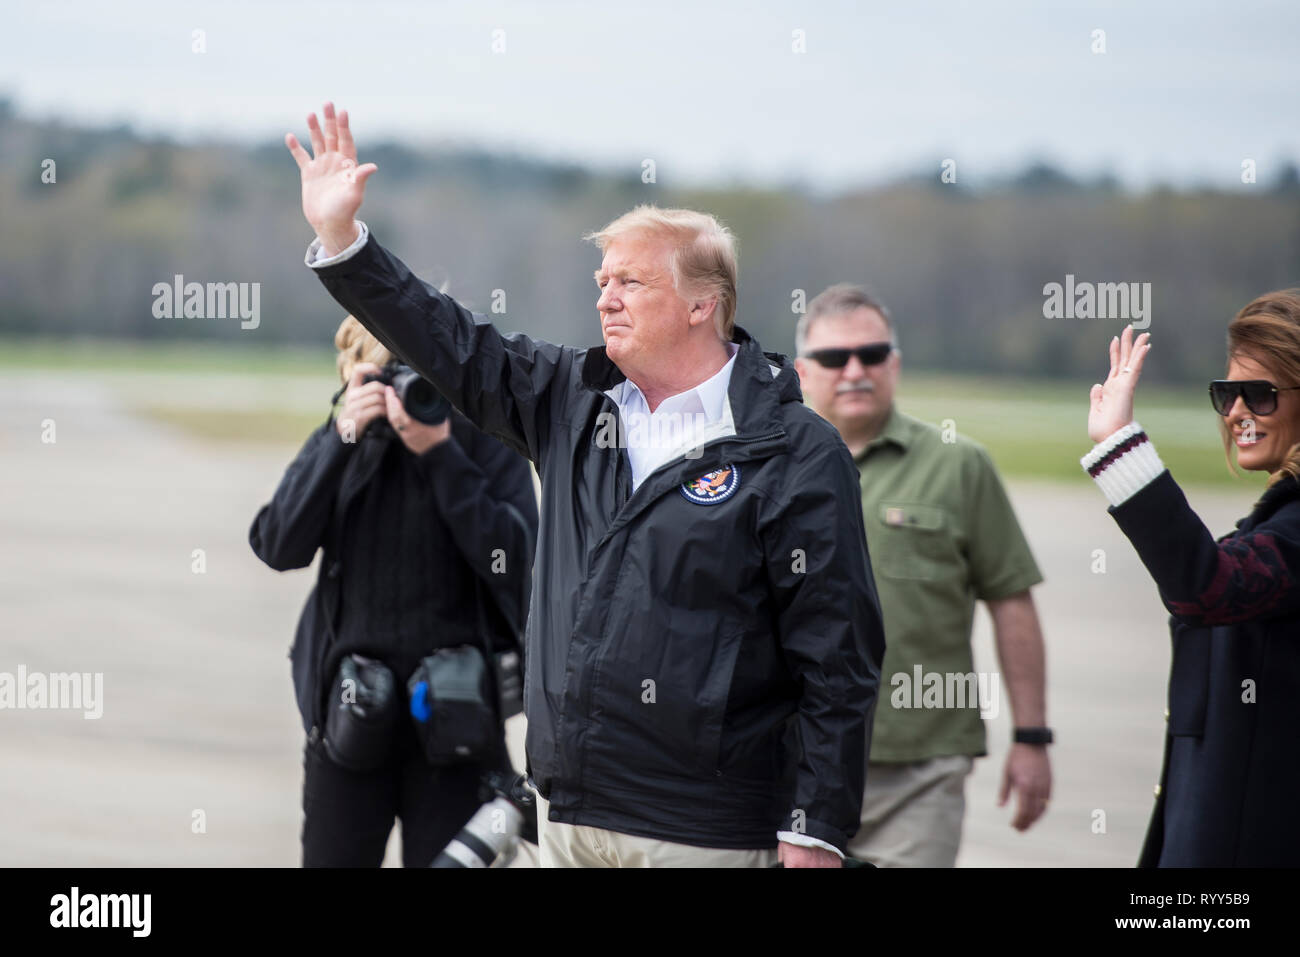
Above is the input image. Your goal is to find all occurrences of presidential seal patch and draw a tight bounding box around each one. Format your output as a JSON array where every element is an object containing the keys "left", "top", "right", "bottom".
[{"left": 680, "top": 465, "right": 741, "bottom": 505}]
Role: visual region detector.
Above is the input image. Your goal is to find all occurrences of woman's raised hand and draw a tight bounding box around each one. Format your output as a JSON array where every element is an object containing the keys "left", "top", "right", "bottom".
[
  {"left": 1088, "top": 324, "right": 1152, "bottom": 444},
  {"left": 285, "top": 102, "right": 377, "bottom": 257}
]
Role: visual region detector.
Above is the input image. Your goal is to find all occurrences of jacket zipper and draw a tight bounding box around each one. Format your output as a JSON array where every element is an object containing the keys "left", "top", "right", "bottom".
[{"left": 573, "top": 426, "right": 788, "bottom": 798}]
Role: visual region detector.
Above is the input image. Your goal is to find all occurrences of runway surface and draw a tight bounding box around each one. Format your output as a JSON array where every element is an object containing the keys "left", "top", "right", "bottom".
[{"left": 0, "top": 376, "right": 1249, "bottom": 866}]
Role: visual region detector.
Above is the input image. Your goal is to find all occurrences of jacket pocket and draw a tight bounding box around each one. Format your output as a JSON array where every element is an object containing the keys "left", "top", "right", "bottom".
[
  {"left": 589, "top": 626, "right": 746, "bottom": 780},
  {"left": 870, "top": 503, "right": 955, "bottom": 581},
  {"left": 696, "top": 629, "right": 746, "bottom": 775}
]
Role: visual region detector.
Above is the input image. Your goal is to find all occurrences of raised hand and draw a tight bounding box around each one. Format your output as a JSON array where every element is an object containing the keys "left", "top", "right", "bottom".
[
  {"left": 1088, "top": 324, "right": 1151, "bottom": 443},
  {"left": 285, "top": 102, "right": 377, "bottom": 257}
]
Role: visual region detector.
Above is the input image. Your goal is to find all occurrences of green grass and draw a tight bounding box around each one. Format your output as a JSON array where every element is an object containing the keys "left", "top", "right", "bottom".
[
  {"left": 0, "top": 336, "right": 1272, "bottom": 488},
  {"left": 0, "top": 335, "right": 336, "bottom": 376},
  {"left": 1, "top": 335, "right": 340, "bottom": 444},
  {"left": 136, "top": 404, "right": 329, "bottom": 444}
]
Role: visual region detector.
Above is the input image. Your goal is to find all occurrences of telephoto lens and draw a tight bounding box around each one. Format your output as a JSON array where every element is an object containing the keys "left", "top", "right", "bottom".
[
  {"left": 430, "top": 797, "right": 525, "bottom": 868},
  {"left": 429, "top": 771, "right": 537, "bottom": 868}
]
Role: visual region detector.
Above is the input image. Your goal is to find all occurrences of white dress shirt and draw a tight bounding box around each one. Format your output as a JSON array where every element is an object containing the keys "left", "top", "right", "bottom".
[
  {"left": 307, "top": 221, "right": 843, "bottom": 860},
  {"left": 603, "top": 342, "right": 739, "bottom": 491}
]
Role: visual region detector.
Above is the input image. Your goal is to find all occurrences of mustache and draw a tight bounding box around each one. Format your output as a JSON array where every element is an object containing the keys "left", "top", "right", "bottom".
[{"left": 836, "top": 381, "right": 875, "bottom": 394}]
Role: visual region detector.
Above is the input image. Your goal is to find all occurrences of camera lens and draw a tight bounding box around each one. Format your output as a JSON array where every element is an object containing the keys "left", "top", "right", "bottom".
[{"left": 392, "top": 367, "right": 450, "bottom": 425}]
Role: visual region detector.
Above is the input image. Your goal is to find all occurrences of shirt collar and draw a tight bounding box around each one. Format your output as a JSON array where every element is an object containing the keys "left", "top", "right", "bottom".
[
  {"left": 609, "top": 341, "right": 739, "bottom": 423},
  {"left": 856, "top": 404, "right": 911, "bottom": 460},
  {"left": 694, "top": 340, "right": 740, "bottom": 422}
]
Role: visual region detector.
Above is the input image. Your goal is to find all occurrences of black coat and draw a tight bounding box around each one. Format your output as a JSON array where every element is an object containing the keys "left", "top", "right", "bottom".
[
  {"left": 249, "top": 406, "right": 538, "bottom": 735},
  {"left": 310, "top": 232, "right": 885, "bottom": 853},
  {"left": 1110, "top": 469, "right": 1300, "bottom": 866}
]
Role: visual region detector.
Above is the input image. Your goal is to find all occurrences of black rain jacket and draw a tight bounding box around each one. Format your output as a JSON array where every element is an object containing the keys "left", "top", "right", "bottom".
[{"left": 311, "top": 231, "right": 885, "bottom": 852}]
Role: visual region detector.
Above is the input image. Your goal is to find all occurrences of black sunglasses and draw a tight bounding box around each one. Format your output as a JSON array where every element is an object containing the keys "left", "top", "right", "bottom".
[
  {"left": 1208, "top": 379, "right": 1300, "bottom": 416},
  {"left": 804, "top": 343, "right": 893, "bottom": 369}
]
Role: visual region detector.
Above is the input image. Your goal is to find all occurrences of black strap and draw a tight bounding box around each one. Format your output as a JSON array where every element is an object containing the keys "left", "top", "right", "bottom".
[{"left": 324, "top": 383, "right": 347, "bottom": 429}]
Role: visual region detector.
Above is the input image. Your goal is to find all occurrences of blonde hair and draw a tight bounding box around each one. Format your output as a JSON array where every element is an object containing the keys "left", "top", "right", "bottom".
[
  {"left": 1219, "top": 289, "right": 1300, "bottom": 486},
  {"left": 584, "top": 205, "right": 738, "bottom": 341},
  {"left": 334, "top": 314, "right": 393, "bottom": 384}
]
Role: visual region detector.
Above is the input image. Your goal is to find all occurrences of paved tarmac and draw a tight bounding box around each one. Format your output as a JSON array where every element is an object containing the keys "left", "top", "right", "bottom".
[{"left": 0, "top": 375, "right": 1249, "bottom": 866}]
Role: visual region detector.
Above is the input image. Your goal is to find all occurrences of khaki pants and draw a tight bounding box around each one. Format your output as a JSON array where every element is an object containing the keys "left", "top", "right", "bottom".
[
  {"left": 847, "top": 755, "right": 974, "bottom": 867},
  {"left": 532, "top": 792, "right": 778, "bottom": 868}
]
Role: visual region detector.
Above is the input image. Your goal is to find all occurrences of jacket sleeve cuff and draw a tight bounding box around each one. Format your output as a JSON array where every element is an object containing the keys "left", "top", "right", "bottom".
[
  {"left": 305, "top": 220, "right": 370, "bottom": 269},
  {"left": 776, "top": 831, "right": 845, "bottom": 859},
  {"left": 1080, "top": 421, "right": 1165, "bottom": 507}
]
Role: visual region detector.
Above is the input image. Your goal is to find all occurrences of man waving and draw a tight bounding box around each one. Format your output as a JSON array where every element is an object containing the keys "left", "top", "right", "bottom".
[{"left": 286, "top": 103, "right": 885, "bottom": 867}]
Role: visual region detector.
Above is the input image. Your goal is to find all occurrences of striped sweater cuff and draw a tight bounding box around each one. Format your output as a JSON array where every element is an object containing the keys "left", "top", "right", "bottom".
[{"left": 1080, "top": 421, "right": 1165, "bottom": 507}]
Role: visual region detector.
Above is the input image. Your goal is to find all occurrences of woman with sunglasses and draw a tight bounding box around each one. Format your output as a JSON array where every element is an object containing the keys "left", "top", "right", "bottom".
[{"left": 1081, "top": 290, "right": 1300, "bottom": 867}]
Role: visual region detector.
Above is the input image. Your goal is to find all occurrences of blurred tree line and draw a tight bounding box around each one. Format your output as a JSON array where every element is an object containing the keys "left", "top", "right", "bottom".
[{"left": 3, "top": 98, "right": 1298, "bottom": 384}]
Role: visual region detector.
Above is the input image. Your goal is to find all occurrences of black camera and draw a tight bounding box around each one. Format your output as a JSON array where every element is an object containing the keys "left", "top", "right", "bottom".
[{"left": 363, "top": 361, "right": 451, "bottom": 425}]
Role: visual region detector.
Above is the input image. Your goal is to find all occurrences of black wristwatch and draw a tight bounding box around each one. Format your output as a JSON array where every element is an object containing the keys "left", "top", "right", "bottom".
[{"left": 1013, "top": 727, "right": 1054, "bottom": 746}]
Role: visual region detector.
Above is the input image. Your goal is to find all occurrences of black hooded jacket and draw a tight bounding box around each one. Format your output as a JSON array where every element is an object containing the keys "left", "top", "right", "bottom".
[{"left": 309, "top": 231, "right": 885, "bottom": 852}]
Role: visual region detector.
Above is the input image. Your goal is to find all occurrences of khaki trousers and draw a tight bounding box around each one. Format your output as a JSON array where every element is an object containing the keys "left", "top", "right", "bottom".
[
  {"left": 847, "top": 755, "right": 975, "bottom": 867},
  {"left": 532, "top": 792, "right": 778, "bottom": 868}
]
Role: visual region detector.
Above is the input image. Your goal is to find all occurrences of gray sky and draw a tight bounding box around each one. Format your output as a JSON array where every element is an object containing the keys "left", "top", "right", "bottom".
[{"left": 4, "top": 0, "right": 1297, "bottom": 191}]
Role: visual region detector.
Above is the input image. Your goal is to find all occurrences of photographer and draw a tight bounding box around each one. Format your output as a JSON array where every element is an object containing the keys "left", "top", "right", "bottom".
[
  {"left": 287, "top": 105, "right": 884, "bottom": 867},
  {"left": 249, "top": 315, "right": 538, "bottom": 867}
]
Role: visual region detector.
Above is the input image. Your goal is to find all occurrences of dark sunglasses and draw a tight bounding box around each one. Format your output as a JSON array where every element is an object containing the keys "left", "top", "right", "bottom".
[
  {"left": 1208, "top": 379, "right": 1300, "bottom": 416},
  {"left": 804, "top": 342, "right": 893, "bottom": 369}
]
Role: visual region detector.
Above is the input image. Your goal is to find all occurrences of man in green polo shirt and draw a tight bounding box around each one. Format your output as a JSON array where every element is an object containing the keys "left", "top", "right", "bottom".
[{"left": 794, "top": 283, "right": 1052, "bottom": 867}]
